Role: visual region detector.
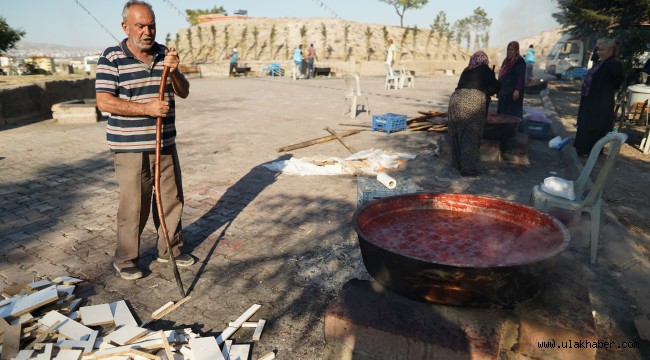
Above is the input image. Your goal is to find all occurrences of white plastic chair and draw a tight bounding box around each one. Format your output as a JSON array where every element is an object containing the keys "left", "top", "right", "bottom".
[
  {"left": 531, "top": 132, "right": 628, "bottom": 264},
  {"left": 384, "top": 64, "right": 401, "bottom": 90},
  {"left": 343, "top": 73, "right": 370, "bottom": 118},
  {"left": 400, "top": 66, "right": 415, "bottom": 88}
]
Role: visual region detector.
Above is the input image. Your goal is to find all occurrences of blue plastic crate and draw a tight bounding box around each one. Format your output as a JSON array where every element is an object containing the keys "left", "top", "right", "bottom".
[
  {"left": 356, "top": 176, "right": 422, "bottom": 208},
  {"left": 520, "top": 118, "right": 551, "bottom": 140},
  {"left": 372, "top": 113, "right": 407, "bottom": 134}
]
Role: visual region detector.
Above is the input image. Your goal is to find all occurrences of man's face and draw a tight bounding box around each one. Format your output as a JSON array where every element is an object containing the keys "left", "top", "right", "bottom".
[{"left": 122, "top": 4, "right": 156, "bottom": 51}]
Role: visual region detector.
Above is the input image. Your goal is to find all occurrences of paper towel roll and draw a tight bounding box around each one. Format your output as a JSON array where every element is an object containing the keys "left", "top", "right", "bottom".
[{"left": 377, "top": 172, "right": 397, "bottom": 189}]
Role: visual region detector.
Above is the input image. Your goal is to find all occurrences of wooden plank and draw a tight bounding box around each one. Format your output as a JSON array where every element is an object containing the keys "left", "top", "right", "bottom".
[
  {"left": 53, "top": 349, "right": 82, "bottom": 360},
  {"left": 26, "top": 320, "right": 60, "bottom": 350},
  {"left": 135, "top": 330, "right": 176, "bottom": 344},
  {"left": 1, "top": 324, "right": 22, "bottom": 360},
  {"left": 14, "top": 349, "right": 34, "bottom": 360},
  {"left": 92, "top": 344, "right": 161, "bottom": 359},
  {"left": 150, "top": 296, "right": 192, "bottom": 320},
  {"left": 103, "top": 324, "right": 148, "bottom": 346},
  {"left": 0, "top": 285, "right": 59, "bottom": 318},
  {"left": 84, "top": 330, "right": 98, "bottom": 355},
  {"left": 276, "top": 130, "right": 361, "bottom": 153},
  {"left": 56, "top": 285, "right": 76, "bottom": 297},
  {"left": 79, "top": 304, "right": 113, "bottom": 326},
  {"left": 10, "top": 312, "right": 33, "bottom": 325},
  {"left": 52, "top": 277, "right": 84, "bottom": 285},
  {"left": 222, "top": 339, "right": 232, "bottom": 359},
  {"left": 39, "top": 311, "right": 93, "bottom": 341},
  {"left": 231, "top": 304, "right": 262, "bottom": 328},
  {"left": 252, "top": 319, "right": 266, "bottom": 341},
  {"left": 324, "top": 127, "right": 357, "bottom": 154},
  {"left": 159, "top": 330, "right": 174, "bottom": 360},
  {"left": 189, "top": 337, "right": 225, "bottom": 360},
  {"left": 27, "top": 279, "right": 52, "bottom": 290},
  {"left": 110, "top": 300, "right": 138, "bottom": 327},
  {"left": 67, "top": 298, "right": 83, "bottom": 314},
  {"left": 36, "top": 343, "right": 53, "bottom": 360},
  {"left": 215, "top": 326, "right": 238, "bottom": 346},
  {"left": 151, "top": 301, "right": 174, "bottom": 318},
  {"left": 229, "top": 344, "right": 250, "bottom": 360},
  {"left": 0, "top": 315, "right": 10, "bottom": 336},
  {"left": 258, "top": 351, "right": 276, "bottom": 360},
  {"left": 229, "top": 321, "right": 257, "bottom": 328}
]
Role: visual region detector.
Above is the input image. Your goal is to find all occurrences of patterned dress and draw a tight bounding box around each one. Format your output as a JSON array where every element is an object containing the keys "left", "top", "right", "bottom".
[{"left": 448, "top": 88, "right": 488, "bottom": 175}]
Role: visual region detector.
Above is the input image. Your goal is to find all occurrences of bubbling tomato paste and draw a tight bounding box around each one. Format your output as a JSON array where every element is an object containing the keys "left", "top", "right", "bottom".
[{"left": 360, "top": 209, "right": 554, "bottom": 267}]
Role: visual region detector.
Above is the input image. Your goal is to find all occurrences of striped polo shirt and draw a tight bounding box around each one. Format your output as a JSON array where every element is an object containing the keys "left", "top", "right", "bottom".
[{"left": 96, "top": 39, "right": 177, "bottom": 152}]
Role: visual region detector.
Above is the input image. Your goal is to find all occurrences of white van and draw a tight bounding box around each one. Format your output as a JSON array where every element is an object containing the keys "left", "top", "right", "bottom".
[{"left": 545, "top": 34, "right": 591, "bottom": 78}]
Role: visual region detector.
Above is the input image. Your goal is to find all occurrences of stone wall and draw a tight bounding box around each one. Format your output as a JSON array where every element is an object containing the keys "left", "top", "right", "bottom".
[{"left": 0, "top": 78, "right": 95, "bottom": 125}]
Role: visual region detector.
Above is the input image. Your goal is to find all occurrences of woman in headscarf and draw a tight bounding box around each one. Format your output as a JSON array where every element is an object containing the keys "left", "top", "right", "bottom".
[
  {"left": 497, "top": 41, "right": 526, "bottom": 118},
  {"left": 574, "top": 38, "right": 624, "bottom": 156},
  {"left": 447, "top": 51, "right": 501, "bottom": 176}
]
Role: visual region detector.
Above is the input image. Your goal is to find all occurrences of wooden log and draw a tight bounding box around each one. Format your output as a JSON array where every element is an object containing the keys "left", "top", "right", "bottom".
[
  {"left": 408, "top": 124, "right": 434, "bottom": 131},
  {"left": 276, "top": 129, "right": 361, "bottom": 153},
  {"left": 338, "top": 123, "right": 372, "bottom": 128},
  {"left": 324, "top": 127, "right": 357, "bottom": 154}
]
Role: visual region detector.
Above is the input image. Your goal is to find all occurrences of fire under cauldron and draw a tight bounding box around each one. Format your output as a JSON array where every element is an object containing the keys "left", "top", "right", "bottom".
[{"left": 353, "top": 193, "right": 570, "bottom": 308}]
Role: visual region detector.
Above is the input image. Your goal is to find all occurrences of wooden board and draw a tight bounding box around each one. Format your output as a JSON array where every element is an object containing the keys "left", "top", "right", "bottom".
[
  {"left": 35, "top": 343, "right": 53, "bottom": 360},
  {"left": 39, "top": 310, "right": 93, "bottom": 341},
  {"left": 27, "top": 280, "right": 52, "bottom": 290},
  {"left": 0, "top": 285, "right": 59, "bottom": 318},
  {"left": 252, "top": 319, "right": 266, "bottom": 341},
  {"left": 79, "top": 303, "right": 113, "bottom": 326},
  {"left": 258, "top": 351, "right": 276, "bottom": 360},
  {"left": 110, "top": 300, "right": 138, "bottom": 327},
  {"left": 52, "top": 276, "right": 84, "bottom": 285},
  {"left": 229, "top": 343, "right": 250, "bottom": 360},
  {"left": 189, "top": 337, "right": 225, "bottom": 360},
  {"left": 14, "top": 349, "right": 35, "bottom": 360},
  {"left": 230, "top": 304, "right": 261, "bottom": 328},
  {"left": 151, "top": 301, "right": 174, "bottom": 318},
  {"left": 103, "top": 324, "right": 148, "bottom": 346},
  {"left": 52, "top": 349, "right": 82, "bottom": 360},
  {"left": 1, "top": 324, "right": 22, "bottom": 360},
  {"left": 215, "top": 326, "right": 237, "bottom": 345}
]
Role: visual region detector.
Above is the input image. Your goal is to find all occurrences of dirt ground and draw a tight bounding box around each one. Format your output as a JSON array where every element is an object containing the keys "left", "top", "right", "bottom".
[
  {"left": 0, "top": 74, "right": 90, "bottom": 88},
  {"left": 547, "top": 80, "right": 650, "bottom": 258}
]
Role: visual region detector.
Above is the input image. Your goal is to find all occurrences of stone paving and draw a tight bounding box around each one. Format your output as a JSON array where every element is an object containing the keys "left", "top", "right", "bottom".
[{"left": 0, "top": 74, "right": 648, "bottom": 359}]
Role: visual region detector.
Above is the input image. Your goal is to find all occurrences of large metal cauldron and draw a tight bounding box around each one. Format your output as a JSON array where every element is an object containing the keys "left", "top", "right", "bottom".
[{"left": 353, "top": 193, "right": 570, "bottom": 308}]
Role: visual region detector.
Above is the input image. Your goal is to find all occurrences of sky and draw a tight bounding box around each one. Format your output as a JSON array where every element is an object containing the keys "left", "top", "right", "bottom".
[{"left": 2, "top": 0, "right": 561, "bottom": 51}]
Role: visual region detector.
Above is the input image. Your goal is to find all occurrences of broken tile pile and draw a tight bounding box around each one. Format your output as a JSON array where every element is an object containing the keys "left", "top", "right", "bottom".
[{"left": 0, "top": 277, "right": 276, "bottom": 360}]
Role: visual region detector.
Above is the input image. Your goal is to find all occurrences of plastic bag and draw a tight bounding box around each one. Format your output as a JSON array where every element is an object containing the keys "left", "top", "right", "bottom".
[{"left": 540, "top": 176, "right": 576, "bottom": 201}]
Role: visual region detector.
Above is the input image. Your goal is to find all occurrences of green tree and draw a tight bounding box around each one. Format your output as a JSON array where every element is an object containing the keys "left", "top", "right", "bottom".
[
  {"left": 365, "top": 26, "right": 374, "bottom": 60},
  {"left": 379, "top": 0, "right": 429, "bottom": 28},
  {"left": 320, "top": 23, "right": 328, "bottom": 59},
  {"left": 239, "top": 26, "right": 248, "bottom": 58},
  {"left": 270, "top": 24, "right": 277, "bottom": 59},
  {"left": 431, "top": 11, "right": 450, "bottom": 48},
  {"left": 411, "top": 25, "right": 419, "bottom": 59},
  {"left": 469, "top": 7, "right": 491, "bottom": 51},
  {"left": 453, "top": 19, "right": 468, "bottom": 46},
  {"left": 553, "top": 0, "right": 650, "bottom": 81},
  {"left": 185, "top": 6, "right": 227, "bottom": 26},
  {"left": 343, "top": 23, "right": 351, "bottom": 60},
  {"left": 0, "top": 17, "right": 25, "bottom": 52},
  {"left": 165, "top": 33, "right": 172, "bottom": 48},
  {"left": 252, "top": 26, "right": 259, "bottom": 60},
  {"left": 186, "top": 28, "right": 194, "bottom": 62},
  {"left": 300, "top": 24, "right": 308, "bottom": 46}
]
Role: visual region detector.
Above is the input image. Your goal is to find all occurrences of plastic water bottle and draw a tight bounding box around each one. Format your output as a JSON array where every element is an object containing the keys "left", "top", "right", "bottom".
[{"left": 555, "top": 137, "right": 572, "bottom": 150}]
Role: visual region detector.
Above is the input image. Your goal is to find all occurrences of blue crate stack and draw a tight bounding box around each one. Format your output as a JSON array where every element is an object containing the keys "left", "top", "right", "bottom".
[{"left": 372, "top": 113, "right": 407, "bottom": 134}]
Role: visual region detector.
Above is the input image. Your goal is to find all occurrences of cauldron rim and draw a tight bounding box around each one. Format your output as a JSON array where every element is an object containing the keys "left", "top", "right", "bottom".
[{"left": 352, "top": 192, "right": 570, "bottom": 268}]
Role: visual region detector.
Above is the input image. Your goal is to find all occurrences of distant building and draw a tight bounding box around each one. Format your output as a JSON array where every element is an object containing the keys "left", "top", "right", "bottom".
[
  {"left": 197, "top": 13, "right": 251, "bottom": 23},
  {"left": 25, "top": 56, "right": 55, "bottom": 74}
]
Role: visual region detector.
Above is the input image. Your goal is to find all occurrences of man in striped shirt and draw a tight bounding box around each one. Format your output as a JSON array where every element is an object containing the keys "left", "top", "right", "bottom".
[{"left": 96, "top": 0, "right": 193, "bottom": 280}]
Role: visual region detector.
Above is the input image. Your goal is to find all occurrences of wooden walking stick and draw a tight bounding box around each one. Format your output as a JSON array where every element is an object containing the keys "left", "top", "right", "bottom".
[{"left": 156, "top": 65, "right": 185, "bottom": 298}]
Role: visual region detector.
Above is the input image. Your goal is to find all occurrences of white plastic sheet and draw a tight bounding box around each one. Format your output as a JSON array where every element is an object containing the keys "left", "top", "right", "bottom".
[{"left": 262, "top": 149, "right": 416, "bottom": 176}]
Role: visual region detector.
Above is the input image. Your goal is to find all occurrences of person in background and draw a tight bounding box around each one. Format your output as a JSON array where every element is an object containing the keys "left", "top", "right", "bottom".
[
  {"left": 497, "top": 41, "right": 526, "bottom": 119},
  {"left": 292, "top": 44, "right": 303, "bottom": 80},
  {"left": 228, "top": 48, "right": 238, "bottom": 77},
  {"left": 574, "top": 38, "right": 624, "bottom": 156},
  {"left": 307, "top": 43, "right": 318, "bottom": 79},
  {"left": 96, "top": 0, "right": 194, "bottom": 280},
  {"left": 386, "top": 39, "right": 397, "bottom": 71},
  {"left": 524, "top": 44, "right": 536, "bottom": 84},
  {"left": 447, "top": 51, "right": 501, "bottom": 177}
]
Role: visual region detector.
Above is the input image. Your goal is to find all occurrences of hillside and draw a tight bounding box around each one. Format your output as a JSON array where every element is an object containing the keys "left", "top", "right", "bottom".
[{"left": 171, "top": 17, "right": 472, "bottom": 64}]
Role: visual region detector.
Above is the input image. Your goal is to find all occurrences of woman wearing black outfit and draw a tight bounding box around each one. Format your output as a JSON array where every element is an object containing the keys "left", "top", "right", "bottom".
[
  {"left": 574, "top": 38, "right": 624, "bottom": 156},
  {"left": 447, "top": 51, "right": 501, "bottom": 176}
]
